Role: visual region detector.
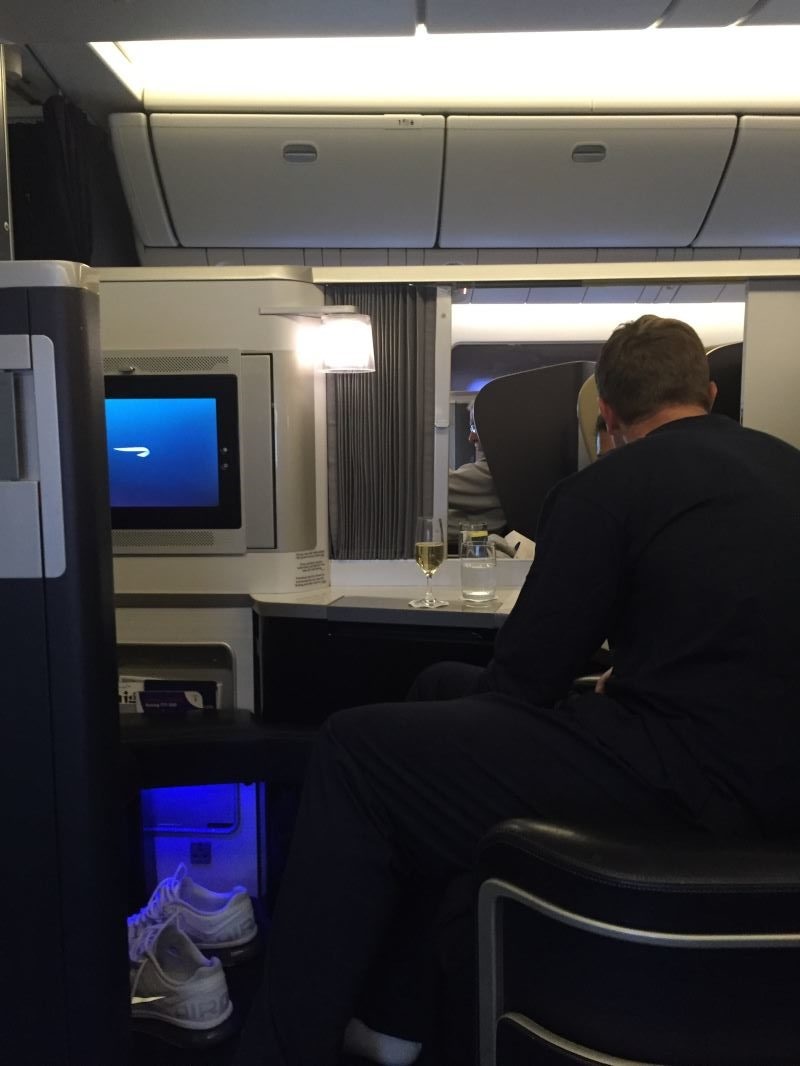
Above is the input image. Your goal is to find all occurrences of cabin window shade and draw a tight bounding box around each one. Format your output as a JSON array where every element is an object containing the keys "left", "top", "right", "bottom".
[{"left": 326, "top": 284, "right": 436, "bottom": 560}]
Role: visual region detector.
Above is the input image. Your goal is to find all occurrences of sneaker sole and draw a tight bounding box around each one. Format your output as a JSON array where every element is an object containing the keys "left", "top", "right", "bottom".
[
  {"left": 195, "top": 928, "right": 263, "bottom": 967},
  {"left": 131, "top": 1007, "right": 237, "bottom": 1049}
]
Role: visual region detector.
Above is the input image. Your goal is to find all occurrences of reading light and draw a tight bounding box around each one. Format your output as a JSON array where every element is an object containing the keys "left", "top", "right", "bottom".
[
  {"left": 318, "top": 314, "right": 376, "bottom": 373},
  {"left": 260, "top": 305, "right": 376, "bottom": 373}
]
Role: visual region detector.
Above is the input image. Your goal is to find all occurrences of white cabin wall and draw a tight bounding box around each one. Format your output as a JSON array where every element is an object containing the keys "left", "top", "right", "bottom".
[
  {"left": 98, "top": 271, "right": 331, "bottom": 593},
  {"left": 742, "top": 282, "right": 800, "bottom": 450}
]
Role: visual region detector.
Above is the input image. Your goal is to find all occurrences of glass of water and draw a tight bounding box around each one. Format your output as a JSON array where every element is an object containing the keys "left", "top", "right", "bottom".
[{"left": 460, "top": 537, "right": 497, "bottom": 606}]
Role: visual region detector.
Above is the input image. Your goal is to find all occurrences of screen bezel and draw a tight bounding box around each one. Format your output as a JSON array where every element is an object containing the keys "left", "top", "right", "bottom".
[{"left": 104, "top": 373, "right": 241, "bottom": 531}]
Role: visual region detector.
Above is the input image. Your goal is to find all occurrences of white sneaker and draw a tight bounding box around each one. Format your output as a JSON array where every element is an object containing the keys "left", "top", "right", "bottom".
[
  {"left": 128, "top": 864, "right": 260, "bottom": 966},
  {"left": 129, "top": 919, "right": 233, "bottom": 1035}
]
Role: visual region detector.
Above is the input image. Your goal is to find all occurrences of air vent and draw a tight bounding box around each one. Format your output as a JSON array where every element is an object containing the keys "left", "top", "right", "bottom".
[
  {"left": 113, "top": 531, "right": 216, "bottom": 548},
  {"left": 103, "top": 352, "right": 234, "bottom": 374}
]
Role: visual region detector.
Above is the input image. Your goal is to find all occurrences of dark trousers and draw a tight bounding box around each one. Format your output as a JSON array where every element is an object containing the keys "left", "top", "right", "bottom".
[{"left": 234, "top": 663, "right": 690, "bottom": 1066}]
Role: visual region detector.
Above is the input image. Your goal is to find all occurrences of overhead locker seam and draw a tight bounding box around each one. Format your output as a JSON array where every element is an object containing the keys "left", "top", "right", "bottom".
[{"left": 689, "top": 118, "right": 743, "bottom": 247}]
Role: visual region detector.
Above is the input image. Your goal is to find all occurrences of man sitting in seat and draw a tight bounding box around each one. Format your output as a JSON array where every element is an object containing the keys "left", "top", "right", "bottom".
[
  {"left": 447, "top": 405, "right": 507, "bottom": 548},
  {"left": 235, "top": 315, "right": 800, "bottom": 1066}
]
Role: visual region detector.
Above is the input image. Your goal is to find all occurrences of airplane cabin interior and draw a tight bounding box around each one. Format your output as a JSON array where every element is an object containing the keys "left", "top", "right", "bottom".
[{"left": 2, "top": 2, "right": 800, "bottom": 1064}]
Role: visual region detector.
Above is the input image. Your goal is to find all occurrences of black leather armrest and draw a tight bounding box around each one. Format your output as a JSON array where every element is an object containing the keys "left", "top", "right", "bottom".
[{"left": 478, "top": 818, "right": 800, "bottom": 934}]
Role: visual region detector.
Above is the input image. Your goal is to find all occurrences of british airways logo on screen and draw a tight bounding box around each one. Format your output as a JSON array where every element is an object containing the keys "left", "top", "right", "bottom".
[
  {"left": 105, "top": 396, "right": 220, "bottom": 508},
  {"left": 113, "top": 446, "right": 151, "bottom": 458}
]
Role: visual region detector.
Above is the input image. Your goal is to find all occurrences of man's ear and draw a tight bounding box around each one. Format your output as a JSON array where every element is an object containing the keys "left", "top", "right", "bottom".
[
  {"left": 598, "top": 397, "right": 622, "bottom": 435},
  {"left": 708, "top": 381, "right": 719, "bottom": 410}
]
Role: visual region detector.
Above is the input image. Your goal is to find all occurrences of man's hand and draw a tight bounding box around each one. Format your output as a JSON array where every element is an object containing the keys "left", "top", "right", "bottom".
[{"left": 595, "top": 668, "right": 613, "bottom": 695}]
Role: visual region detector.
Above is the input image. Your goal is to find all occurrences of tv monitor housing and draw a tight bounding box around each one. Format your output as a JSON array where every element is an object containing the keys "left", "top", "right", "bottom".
[{"left": 104, "top": 350, "right": 247, "bottom": 555}]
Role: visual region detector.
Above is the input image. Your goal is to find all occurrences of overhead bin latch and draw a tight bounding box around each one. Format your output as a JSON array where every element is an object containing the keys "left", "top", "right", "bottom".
[
  {"left": 572, "top": 143, "right": 607, "bottom": 163},
  {"left": 283, "top": 143, "right": 318, "bottom": 164}
]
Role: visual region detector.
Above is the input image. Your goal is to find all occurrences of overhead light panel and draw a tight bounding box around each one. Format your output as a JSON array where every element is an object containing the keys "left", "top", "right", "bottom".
[
  {"left": 451, "top": 301, "right": 746, "bottom": 347},
  {"left": 92, "top": 27, "right": 800, "bottom": 111}
]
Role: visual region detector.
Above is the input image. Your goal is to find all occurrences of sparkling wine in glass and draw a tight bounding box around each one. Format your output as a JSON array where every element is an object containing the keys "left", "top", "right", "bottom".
[{"left": 410, "top": 516, "right": 449, "bottom": 608}]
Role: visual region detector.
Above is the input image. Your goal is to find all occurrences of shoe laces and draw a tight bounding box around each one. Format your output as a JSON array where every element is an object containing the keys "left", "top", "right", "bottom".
[
  {"left": 127, "top": 868, "right": 185, "bottom": 954},
  {"left": 128, "top": 917, "right": 169, "bottom": 963}
]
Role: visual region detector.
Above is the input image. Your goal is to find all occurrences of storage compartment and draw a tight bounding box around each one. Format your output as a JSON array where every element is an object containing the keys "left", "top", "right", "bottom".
[
  {"left": 438, "top": 115, "right": 736, "bottom": 247},
  {"left": 118, "top": 643, "right": 265, "bottom": 896},
  {"left": 145, "top": 113, "right": 445, "bottom": 247},
  {"left": 117, "top": 641, "right": 235, "bottom": 711},
  {"left": 140, "top": 782, "right": 265, "bottom": 897},
  {"left": 695, "top": 116, "right": 800, "bottom": 246}
]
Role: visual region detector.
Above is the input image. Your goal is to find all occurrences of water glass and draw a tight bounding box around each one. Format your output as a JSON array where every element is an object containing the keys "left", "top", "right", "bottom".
[
  {"left": 459, "top": 522, "right": 488, "bottom": 548},
  {"left": 460, "top": 537, "right": 497, "bottom": 605}
]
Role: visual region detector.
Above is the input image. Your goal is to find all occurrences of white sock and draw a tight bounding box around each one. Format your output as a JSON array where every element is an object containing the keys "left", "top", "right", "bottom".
[{"left": 343, "top": 1017, "right": 422, "bottom": 1066}]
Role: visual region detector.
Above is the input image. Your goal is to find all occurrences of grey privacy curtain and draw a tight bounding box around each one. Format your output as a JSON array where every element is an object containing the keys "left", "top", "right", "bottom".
[{"left": 326, "top": 284, "right": 437, "bottom": 559}]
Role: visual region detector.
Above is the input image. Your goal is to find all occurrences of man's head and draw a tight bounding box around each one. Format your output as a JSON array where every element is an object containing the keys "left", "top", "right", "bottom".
[{"left": 595, "top": 315, "right": 716, "bottom": 436}]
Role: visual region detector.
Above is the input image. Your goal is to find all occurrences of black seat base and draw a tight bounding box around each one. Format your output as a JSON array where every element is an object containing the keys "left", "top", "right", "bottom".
[{"left": 478, "top": 820, "right": 800, "bottom": 1065}]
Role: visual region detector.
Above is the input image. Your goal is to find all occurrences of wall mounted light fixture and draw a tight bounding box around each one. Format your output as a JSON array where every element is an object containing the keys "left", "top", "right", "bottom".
[
  {"left": 259, "top": 304, "right": 376, "bottom": 373},
  {"left": 316, "top": 314, "right": 375, "bottom": 373}
]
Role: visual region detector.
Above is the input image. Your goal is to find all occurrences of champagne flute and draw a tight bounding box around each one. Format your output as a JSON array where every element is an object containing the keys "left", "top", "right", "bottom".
[{"left": 410, "top": 516, "right": 449, "bottom": 608}]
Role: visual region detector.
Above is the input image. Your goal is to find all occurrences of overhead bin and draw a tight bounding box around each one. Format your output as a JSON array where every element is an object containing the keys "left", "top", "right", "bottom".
[
  {"left": 695, "top": 117, "right": 800, "bottom": 247},
  {"left": 135, "top": 114, "right": 445, "bottom": 248},
  {"left": 110, "top": 114, "right": 178, "bottom": 247},
  {"left": 438, "top": 116, "right": 736, "bottom": 248}
]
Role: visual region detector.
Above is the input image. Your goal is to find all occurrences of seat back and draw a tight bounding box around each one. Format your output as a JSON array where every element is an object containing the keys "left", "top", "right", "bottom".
[
  {"left": 576, "top": 375, "right": 600, "bottom": 463},
  {"left": 707, "top": 342, "right": 743, "bottom": 422},
  {"left": 473, "top": 362, "right": 595, "bottom": 540}
]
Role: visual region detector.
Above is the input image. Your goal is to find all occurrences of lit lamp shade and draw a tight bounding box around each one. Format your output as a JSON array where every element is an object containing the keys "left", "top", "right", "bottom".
[{"left": 319, "top": 314, "right": 376, "bottom": 373}]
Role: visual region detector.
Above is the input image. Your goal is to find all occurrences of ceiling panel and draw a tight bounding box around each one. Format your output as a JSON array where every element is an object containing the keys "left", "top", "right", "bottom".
[
  {"left": 674, "top": 283, "right": 726, "bottom": 300},
  {"left": 718, "top": 283, "right": 747, "bottom": 300},
  {"left": 0, "top": 0, "right": 416, "bottom": 44},
  {"left": 745, "top": 0, "right": 800, "bottom": 24},
  {"left": 659, "top": 1, "right": 759, "bottom": 27},
  {"left": 640, "top": 284, "right": 668, "bottom": 300},
  {"left": 477, "top": 250, "right": 539, "bottom": 264},
  {"left": 25, "top": 43, "right": 138, "bottom": 122},
  {"left": 583, "top": 285, "right": 646, "bottom": 302},
  {"left": 471, "top": 287, "right": 530, "bottom": 303},
  {"left": 537, "top": 249, "right": 598, "bottom": 263},
  {"left": 425, "top": 0, "right": 667, "bottom": 34},
  {"left": 526, "top": 286, "right": 587, "bottom": 302}
]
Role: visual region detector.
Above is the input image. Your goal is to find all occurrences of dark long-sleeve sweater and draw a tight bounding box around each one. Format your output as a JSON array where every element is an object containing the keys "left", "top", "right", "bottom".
[{"left": 485, "top": 414, "right": 800, "bottom": 833}]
